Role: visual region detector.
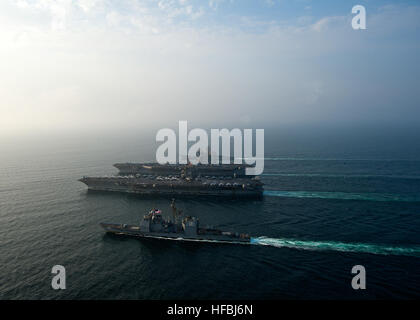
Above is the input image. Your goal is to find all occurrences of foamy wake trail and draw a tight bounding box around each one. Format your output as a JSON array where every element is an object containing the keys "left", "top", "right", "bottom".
[
  {"left": 263, "top": 190, "right": 420, "bottom": 202},
  {"left": 262, "top": 157, "right": 417, "bottom": 161},
  {"left": 262, "top": 173, "right": 420, "bottom": 179},
  {"left": 250, "top": 237, "right": 420, "bottom": 257}
]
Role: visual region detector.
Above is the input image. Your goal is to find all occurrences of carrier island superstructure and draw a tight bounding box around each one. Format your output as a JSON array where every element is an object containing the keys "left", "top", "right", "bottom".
[{"left": 79, "top": 162, "right": 264, "bottom": 198}]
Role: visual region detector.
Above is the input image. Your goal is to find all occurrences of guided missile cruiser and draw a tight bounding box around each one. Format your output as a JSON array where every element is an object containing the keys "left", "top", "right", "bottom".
[{"left": 100, "top": 200, "right": 251, "bottom": 243}]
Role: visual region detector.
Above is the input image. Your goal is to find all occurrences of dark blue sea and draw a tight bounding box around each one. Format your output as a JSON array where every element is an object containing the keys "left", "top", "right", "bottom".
[{"left": 1, "top": 128, "right": 420, "bottom": 299}]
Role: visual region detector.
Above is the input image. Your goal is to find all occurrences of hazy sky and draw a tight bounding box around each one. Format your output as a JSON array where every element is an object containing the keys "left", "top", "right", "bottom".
[{"left": 0, "top": 0, "right": 419, "bottom": 135}]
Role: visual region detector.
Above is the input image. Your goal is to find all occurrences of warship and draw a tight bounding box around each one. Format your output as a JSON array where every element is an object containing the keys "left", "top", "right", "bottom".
[
  {"left": 101, "top": 200, "right": 251, "bottom": 243},
  {"left": 114, "top": 162, "right": 253, "bottom": 178},
  {"left": 79, "top": 163, "right": 264, "bottom": 198}
]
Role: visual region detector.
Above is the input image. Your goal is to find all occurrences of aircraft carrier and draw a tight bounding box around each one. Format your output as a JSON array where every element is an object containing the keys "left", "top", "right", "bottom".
[
  {"left": 80, "top": 162, "right": 264, "bottom": 198},
  {"left": 114, "top": 162, "right": 253, "bottom": 178}
]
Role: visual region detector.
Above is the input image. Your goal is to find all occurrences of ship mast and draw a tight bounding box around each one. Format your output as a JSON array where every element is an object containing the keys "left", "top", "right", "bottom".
[
  {"left": 171, "top": 199, "right": 176, "bottom": 221},
  {"left": 170, "top": 199, "right": 182, "bottom": 224}
]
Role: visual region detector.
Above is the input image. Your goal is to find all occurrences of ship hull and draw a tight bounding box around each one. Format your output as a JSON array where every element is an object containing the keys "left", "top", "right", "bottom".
[
  {"left": 80, "top": 177, "right": 263, "bottom": 199},
  {"left": 100, "top": 223, "right": 251, "bottom": 244}
]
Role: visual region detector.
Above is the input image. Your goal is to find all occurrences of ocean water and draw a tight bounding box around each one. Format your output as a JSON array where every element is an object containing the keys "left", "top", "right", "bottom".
[{"left": 1, "top": 129, "right": 420, "bottom": 299}]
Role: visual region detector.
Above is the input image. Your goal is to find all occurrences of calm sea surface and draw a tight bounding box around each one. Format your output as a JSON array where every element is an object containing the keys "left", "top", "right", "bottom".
[{"left": 1, "top": 129, "right": 420, "bottom": 299}]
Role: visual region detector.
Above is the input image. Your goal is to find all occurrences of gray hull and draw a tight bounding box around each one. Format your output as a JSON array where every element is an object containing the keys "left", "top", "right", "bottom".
[
  {"left": 101, "top": 223, "right": 251, "bottom": 244},
  {"left": 80, "top": 177, "right": 263, "bottom": 198}
]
